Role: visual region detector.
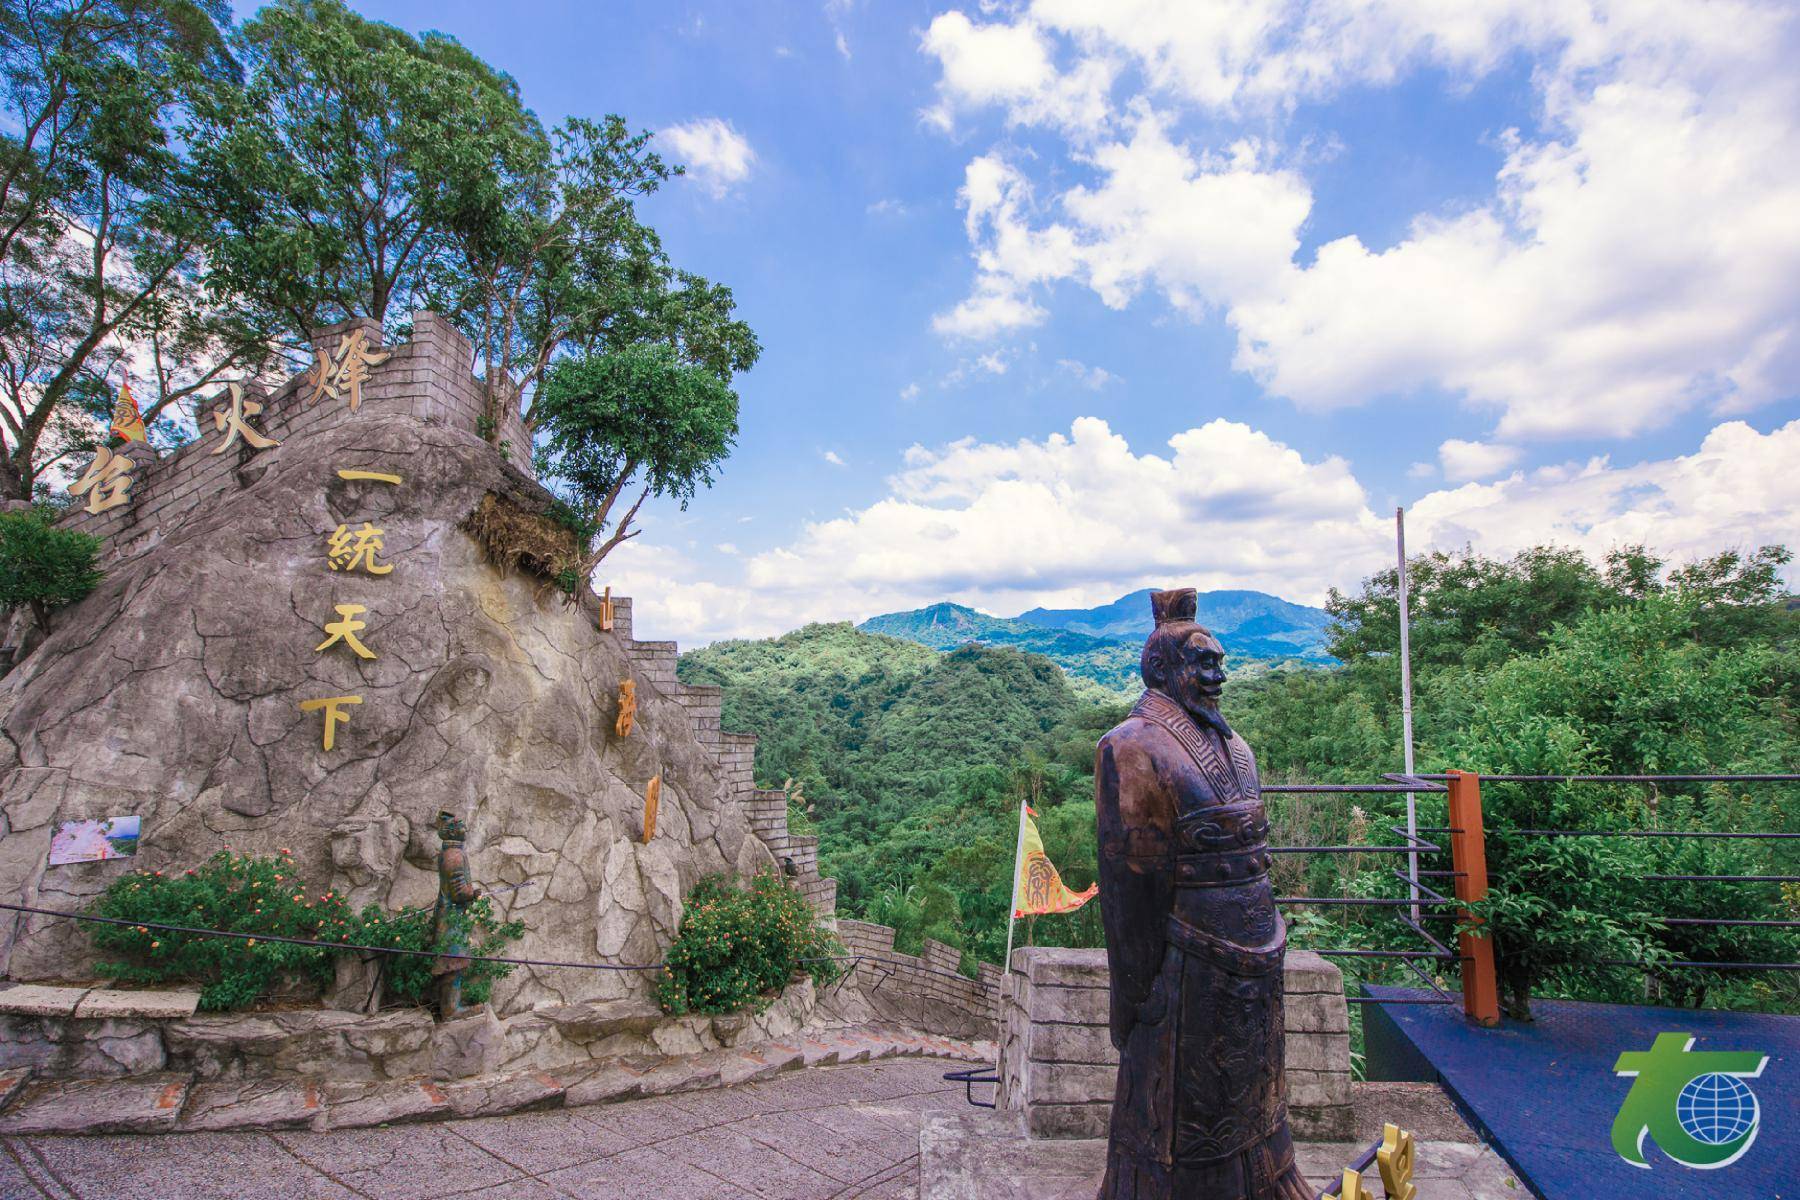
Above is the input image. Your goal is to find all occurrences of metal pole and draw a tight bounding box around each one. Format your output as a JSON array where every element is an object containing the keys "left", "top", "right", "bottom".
[
  {"left": 1003, "top": 796, "right": 1029, "bottom": 974},
  {"left": 1396, "top": 507, "right": 1418, "bottom": 922}
]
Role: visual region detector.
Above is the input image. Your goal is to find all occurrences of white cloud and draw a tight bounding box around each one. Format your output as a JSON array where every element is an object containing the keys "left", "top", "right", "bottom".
[
  {"left": 660, "top": 118, "right": 757, "bottom": 198},
  {"left": 867, "top": 198, "right": 908, "bottom": 217},
  {"left": 1058, "top": 358, "right": 1117, "bottom": 389},
  {"left": 1410, "top": 419, "right": 1800, "bottom": 570},
  {"left": 1438, "top": 439, "right": 1523, "bottom": 483},
  {"left": 899, "top": 382, "right": 921, "bottom": 400},
  {"left": 1407, "top": 461, "right": 1437, "bottom": 480},
  {"left": 922, "top": 1, "right": 1800, "bottom": 439},
  {"left": 715, "top": 542, "right": 741, "bottom": 555},
  {"left": 618, "top": 416, "right": 1800, "bottom": 646},
  {"left": 822, "top": 450, "right": 847, "bottom": 466}
]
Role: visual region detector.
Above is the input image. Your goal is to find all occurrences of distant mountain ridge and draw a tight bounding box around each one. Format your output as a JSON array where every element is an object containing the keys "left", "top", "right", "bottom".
[{"left": 859, "top": 589, "right": 1335, "bottom": 695}]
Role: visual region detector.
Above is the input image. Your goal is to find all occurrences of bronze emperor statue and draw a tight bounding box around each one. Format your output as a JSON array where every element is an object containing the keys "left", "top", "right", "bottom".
[{"left": 1094, "top": 588, "right": 1308, "bottom": 1199}]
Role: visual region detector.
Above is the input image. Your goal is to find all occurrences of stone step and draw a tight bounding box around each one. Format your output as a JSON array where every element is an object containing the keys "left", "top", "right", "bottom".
[
  {"left": 0, "top": 1071, "right": 192, "bottom": 1135},
  {"left": 0, "top": 1023, "right": 985, "bottom": 1136}
]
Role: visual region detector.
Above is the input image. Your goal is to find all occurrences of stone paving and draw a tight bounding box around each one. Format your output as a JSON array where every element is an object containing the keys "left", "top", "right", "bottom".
[{"left": 0, "top": 1058, "right": 967, "bottom": 1199}]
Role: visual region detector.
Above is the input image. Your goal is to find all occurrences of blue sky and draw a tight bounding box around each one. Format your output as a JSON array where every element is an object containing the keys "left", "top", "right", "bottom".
[{"left": 261, "top": 1, "right": 1800, "bottom": 645}]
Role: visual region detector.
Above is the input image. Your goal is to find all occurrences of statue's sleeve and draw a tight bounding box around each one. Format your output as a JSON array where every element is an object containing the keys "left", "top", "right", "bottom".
[
  {"left": 1095, "top": 730, "right": 1175, "bottom": 1051},
  {"left": 442, "top": 847, "right": 478, "bottom": 905}
]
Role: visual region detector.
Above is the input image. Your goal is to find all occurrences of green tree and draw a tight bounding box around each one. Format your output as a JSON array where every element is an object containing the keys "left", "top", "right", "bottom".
[
  {"left": 0, "top": 0, "right": 274, "bottom": 500},
  {"left": 198, "top": 0, "right": 759, "bottom": 450},
  {"left": 531, "top": 342, "right": 739, "bottom": 572},
  {"left": 0, "top": 505, "right": 101, "bottom": 629},
  {"left": 1447, "top": 597, "right": 1797, "bottom": 1018}
]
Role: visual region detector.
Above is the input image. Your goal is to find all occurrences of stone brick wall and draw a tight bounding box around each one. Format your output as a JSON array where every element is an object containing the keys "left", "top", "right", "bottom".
[
  {"left": 59, "top": 312, "right": 533, "bottom": 562},
  {"left": 997, "top": 946, "right": 1353, "bottom": 1141},
  {"left": 833, "top": 919, "right": 1000, "bottom": 1039}
]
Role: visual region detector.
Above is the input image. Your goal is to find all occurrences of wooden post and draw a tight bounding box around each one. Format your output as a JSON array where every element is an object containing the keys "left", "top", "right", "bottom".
[{"left": 1446, "top": 770, "right": 1500, "bottom": 1026}]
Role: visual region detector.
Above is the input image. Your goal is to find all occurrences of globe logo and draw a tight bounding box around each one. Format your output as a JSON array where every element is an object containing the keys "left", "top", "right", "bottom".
[{"left": 1677, "top": 1073, "right": 1759, "bottom": 1147}]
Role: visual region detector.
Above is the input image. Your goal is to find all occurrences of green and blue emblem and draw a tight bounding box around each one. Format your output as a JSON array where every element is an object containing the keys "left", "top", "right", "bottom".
[{"left": 1612, "top": 1032, "right": 1768, "bottom": 1170}]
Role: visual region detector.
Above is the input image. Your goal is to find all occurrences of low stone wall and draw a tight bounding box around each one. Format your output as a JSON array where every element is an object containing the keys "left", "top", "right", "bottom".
[
  {"left": 0, "top": 979, "right": 821, "bottom": 1083},
  {"left": 828, "top": 920, "right": 1000, "bottom": 1041},
  {"left": 997, "top": 947, "right": 1353, "bottom": 1141}
]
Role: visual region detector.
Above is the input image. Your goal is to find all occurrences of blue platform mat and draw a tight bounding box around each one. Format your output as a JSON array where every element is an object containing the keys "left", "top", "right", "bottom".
[{"left": 1363, "top": 986, "right": 1798, "bottom": 1199}]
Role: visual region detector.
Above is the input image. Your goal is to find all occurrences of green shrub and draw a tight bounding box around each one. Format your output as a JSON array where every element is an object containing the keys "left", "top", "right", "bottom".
[
  {"left": 656, "top": 871, "right": 843, "bottom": 1015},
  {"left": 354, "top": 897, "right": 524, "bottom": 1008},
  {"left": 91, "top": 850, "right": 356, "bottom": 1011},
  {"left": 89, "top": 851, "right": 526, "bottom": 1011},
  {"left": 0, "top": 507, "right": 102, "bottom": 626}
]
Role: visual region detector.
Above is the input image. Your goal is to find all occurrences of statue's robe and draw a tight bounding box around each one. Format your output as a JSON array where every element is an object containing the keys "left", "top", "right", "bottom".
[{"left": 1095, "top": 689, "right": 1309, "bottom": 1200}]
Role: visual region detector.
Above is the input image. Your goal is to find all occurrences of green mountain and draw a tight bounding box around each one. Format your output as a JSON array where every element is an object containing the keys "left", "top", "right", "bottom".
[{"left": 859, "top": 589, "right": 1335, "bottom": 695}]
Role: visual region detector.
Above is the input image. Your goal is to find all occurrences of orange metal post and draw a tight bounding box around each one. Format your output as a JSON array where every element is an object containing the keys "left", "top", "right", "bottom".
[{"left": 1446, "top": 770, "right": 1500, "bottom": 1026}]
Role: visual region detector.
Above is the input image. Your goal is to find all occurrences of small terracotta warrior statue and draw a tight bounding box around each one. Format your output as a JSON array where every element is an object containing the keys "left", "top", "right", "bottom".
[
  {"left": 431, "top": 810, "right": 483, "bottom": 1020},
  {"left": 1094, "top": 589, "right": 1308, "bottom": 1199}
]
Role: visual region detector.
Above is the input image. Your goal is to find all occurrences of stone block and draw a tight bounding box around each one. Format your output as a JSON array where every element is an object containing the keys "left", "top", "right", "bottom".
[
  {"left": 322, "top": 1077, "right": 451, "bottom": 1129},
  {"left": 0, "top": 1067, "right": 29, "bottom": 1110},
  {"left": 0, "top": 1072, "right": 191, "bottom": 1135},
  {"left": 1026, "top": 1101, "right": 1112, "bottom": 1140},
  {"left": 1027, "top": 1022, "right": 1118, "bottom": 1066},
  {"left": 442, "top": 1070, "right": 564, "bottom": 1119},
  {"left": 1027, "top": 984, "right": 1109, "bottom": 1025},
  {"left": 1024, "top": 948, "right": 1111, "bottom": 989},
  {"left": 0, "top": 985, "right": 89, "bottom": 1018},
  {"left": 1287, "top": 1067, "right": 1353, "bottom": 1109},
  {"left": 1284, "top": 990, "right": 1349, "bottom": 1034},
  {"left": 1026, "top": 1062, "right": 1117, "bottom": 1107},
  {"left": 178, "top": 1078, "right": 324, "bottom": 1131},
  {"left": 72, "top": 987, "right": 199, "bottom": 1020},
  {"left": 1283, "top": 951, "right": 1342, "bottom": 994},
  {"left": 561, "top": 1058, "right": 649, "bottom": 1107},
  {"left": 1285, "top": 1031, "right": 1352, "bottom": 1074}
]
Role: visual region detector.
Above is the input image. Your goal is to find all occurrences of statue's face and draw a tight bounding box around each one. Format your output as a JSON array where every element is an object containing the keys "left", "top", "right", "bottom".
[{"left": 1168, "top": 630, "right": 1226, "bottom": 717}]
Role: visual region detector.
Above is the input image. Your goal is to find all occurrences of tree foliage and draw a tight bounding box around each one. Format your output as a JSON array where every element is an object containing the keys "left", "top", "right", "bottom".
[
  {"left": 0, "top": 0, "right": 277, "bottom": 499},
  {"left": 532, "top": 342, "right": 739, "bottom": 571},
  {"left": 0, "top": 504, "right": 101, "bottom": 626}
]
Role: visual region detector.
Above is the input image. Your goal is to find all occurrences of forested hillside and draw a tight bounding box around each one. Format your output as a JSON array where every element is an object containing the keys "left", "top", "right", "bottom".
[
  {"left": 677, "top": 623, "right": 1119, "bottom": 966},
  {"left": 684, "top": 546, "right": 1799, "bottom": 1013}
]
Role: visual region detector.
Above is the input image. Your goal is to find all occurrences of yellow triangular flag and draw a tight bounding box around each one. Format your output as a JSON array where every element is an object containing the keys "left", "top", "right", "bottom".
[
  {"left": 110, "top": 378, "right": 147, "bottom": 443},
  {"left": 1013, "top": 807, "right": 1098, "bottom": 918}
]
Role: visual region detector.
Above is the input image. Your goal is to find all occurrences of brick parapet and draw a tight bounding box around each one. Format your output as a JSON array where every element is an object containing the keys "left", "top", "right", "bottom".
[{"left": 59, "top": 311, "right": 534, "bottom": 561}]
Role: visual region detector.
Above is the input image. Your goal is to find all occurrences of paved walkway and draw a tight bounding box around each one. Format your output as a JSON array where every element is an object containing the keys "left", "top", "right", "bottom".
[{"left": 0, "top": 1059, "right": 967, "bottom": 1200}]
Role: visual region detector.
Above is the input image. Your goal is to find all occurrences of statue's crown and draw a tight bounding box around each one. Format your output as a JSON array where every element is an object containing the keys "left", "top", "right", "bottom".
[{"left": 1149, "top": 588, "right": 1198, "bottom": 627}]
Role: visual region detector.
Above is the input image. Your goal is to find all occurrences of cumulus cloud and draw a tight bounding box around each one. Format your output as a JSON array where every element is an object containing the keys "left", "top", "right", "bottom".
[
  {"left": 1059, "top": 359, "right": 1117, "bottom": 389},
  {"left": 660, "top": 118, "right": 757, "bottom": 197},
  {"left": 922, "top": 0, "right": 1800, "bottom": 439},
  {"left": 1438, "top": 439, "right": 1523, "bottom": 483},
  {"left": 822, "top": 449, "right": 847, "bottom": 466},
  {"left": 618, "top": 416, "right": 1800, "bottom": 646}
]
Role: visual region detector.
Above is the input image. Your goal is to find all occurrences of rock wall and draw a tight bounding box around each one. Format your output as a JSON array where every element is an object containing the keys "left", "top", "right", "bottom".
[
  {"left": 996, "top": 946, "right": 1354, "bottom": 1141},
  {"left": 824, "top": 919, "right": 1001, "bottom": 1040},
  {"left": 0, "top": 314, "right": 836, "bottom": 1015}
]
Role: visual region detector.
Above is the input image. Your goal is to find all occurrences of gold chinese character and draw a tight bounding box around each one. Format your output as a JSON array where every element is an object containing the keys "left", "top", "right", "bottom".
[
  {"left": 335, "top": 468, "right": 403, "bottom": 484},
  {"left": 315, "top": 604, "right": 376, "bottom": 660},
  {"left": 1377, "top": 1124, "right": 1416, "bottom": 1200},
  {"left": 305, "top": 329, "right": 391, "bottom": 413},
  {"left": 614, "top": 679, "right": 637, "bottom": 738},
  {"left": 210, "top": 383, "right": 279, "bottom": 455},
  {"left": 69, "top": 446, "right": 134, "bottom": 514},
  {"left": 598, "top": 584, "right": 615, "bottom": 632},
  {"left": 326, "top": 523, "right": 394, "bottom": 575},
  {"left": 1321, "top": 1167, "right": 1373, "bottom": 1200},
  {"left": 298, "top": 695, "right": 362, "bottom": 750}
]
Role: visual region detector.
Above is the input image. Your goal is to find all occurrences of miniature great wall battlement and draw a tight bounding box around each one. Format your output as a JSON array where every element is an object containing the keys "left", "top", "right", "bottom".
[{"left": 21, "top": 312, "right": 844, "bottom": 987}]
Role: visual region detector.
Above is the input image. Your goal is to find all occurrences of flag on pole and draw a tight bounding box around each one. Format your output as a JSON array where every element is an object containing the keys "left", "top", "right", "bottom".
[
  {"left": 1011, "top": 805, "right": 1098, "bottom": 918},
  {"left": 109, "top": 378, "right": 147, "bottom": 443}
]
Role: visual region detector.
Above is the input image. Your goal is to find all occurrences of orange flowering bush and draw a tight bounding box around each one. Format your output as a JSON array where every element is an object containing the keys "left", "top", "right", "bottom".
[
  {"left": 90, "top": 850, "right": 355, "bottom": 1010},
  {"left": 656, "top": 871, "right": 842, "bottom": 1015}
]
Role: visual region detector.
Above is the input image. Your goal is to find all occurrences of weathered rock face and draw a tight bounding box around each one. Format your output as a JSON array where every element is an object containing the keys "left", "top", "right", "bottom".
[{"left": 0, "top": 319, "right": 773, "bottom": 1013}]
